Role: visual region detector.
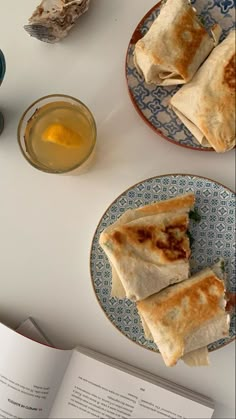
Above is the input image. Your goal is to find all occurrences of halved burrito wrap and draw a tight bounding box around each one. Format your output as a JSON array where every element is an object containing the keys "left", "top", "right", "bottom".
[
  {"left": 99, "top": 193, "right": 195, "bottom": 301},
  {"left": 170, "top": 30, "right": 236, "bottom": 153},
  {"left": 133, "top": 0, "right": 221, "bottom": 86},
  {"left": 136, "top": 262, "right": 230, "bottom": 367}
]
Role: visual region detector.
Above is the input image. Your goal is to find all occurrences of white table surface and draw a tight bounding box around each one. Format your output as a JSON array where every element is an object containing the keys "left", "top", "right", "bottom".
[{"left": 0, "top": 1, "right": 235, "bottom": 418}]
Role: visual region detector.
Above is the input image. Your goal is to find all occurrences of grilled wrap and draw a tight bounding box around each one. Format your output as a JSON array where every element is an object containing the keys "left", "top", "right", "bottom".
[
  {"left": 99, "top": 193, "right": 195, "bottom": 301},
  {"left": 170, "top": 30, "right": 236, "bottom": 152},
  {"left": 137, "top": 263, "right": 230, "bottom": 367},
  {"left": 133, "top": 0, "right": 221, "bottom": 86}
]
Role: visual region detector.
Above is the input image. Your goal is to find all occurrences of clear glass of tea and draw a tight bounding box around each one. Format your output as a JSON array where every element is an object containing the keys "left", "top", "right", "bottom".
[{"left": 17, "top": 94, "right": 97, "bottom": 174}]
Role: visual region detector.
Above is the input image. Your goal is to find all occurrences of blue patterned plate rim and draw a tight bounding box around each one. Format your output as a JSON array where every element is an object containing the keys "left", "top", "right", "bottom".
[
  {"left": 125, "top": 0, "right": 235, "bottom": 152},
  {"left": 90, "top": 174, "right": 236, "bottom": 356}
]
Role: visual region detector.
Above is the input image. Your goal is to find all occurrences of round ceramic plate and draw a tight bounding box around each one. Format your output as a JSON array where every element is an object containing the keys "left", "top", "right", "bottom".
[
  {"left": 126, "top": 0, "right": 235, "bottom": 151},
  {"left": 90, "top": 174, "right": 236, "bottom": 354}
]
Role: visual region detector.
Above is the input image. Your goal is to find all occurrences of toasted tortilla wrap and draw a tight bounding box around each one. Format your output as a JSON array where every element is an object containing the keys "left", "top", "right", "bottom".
[
  {"left": 136, "top": 262, "right": 230, "bottom": 367},
  {"left": 181, "top": 347, "right": 209, "bottom": 367},
  {"left": 170, "top": 30, "right": 236, "bottom": 152},
  {"left": 99, "top": 193, "right": 195, "bottom": 301},
  {"left": 133, "top": 0, "right": 221, "bottom": 86}
]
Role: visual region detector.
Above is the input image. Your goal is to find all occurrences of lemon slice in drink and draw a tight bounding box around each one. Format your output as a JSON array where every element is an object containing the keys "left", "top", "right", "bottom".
[{"left": 42, "top": 123, "right": 82, "bottom": 148}]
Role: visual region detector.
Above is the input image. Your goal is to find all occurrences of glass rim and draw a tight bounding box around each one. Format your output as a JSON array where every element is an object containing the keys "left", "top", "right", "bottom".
[
  {"left": 0, "top": 49, "right": 6, "bottom": 82},
  {"left": 17, "top": 94, "right": 97, "bottom": 174}
]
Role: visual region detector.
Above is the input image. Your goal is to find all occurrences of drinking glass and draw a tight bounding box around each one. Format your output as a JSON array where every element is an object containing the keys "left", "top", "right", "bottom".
[
  {"left": 0, "top": 49, "right": 6, "bottom": 135},
  {"left": 17, "top": 94, "right": 97, "bottom": 174}
]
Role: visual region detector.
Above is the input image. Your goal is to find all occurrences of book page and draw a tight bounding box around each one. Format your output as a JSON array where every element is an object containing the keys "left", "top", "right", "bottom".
[
  {"left": 16, "top": 317, "right": 53, "bottom": 346},
  {"left": 0, "top": 323, "right": 71, "bottom": 419},
  {"left": 49, "top": 351, "right": 214, "bottom": 419}
]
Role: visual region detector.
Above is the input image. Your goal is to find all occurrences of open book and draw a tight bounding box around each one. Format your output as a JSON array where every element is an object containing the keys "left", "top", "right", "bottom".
[{"left": 0, "top": 320, "right": 214, "bottom": 419}]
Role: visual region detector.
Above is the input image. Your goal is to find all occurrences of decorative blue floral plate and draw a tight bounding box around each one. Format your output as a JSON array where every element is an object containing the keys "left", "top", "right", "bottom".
[
  {"left": 90, "top": 174, "right": 236, "bottom": 354},
  {"left": 125, "top": 1, "right": 235, "bottom": 151}
]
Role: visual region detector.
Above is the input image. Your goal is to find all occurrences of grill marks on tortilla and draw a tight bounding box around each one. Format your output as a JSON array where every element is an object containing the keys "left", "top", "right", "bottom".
[
  {"left": 112, "top": 217, "right": 190, "bottom": 262},
  {"left": 113, "top": 231, "right": 123, "bottom": 245},
  {"left": 223, "top": 53, "right": 236, "bottom": 90},
  {"left": 174, "top": 8, "right": 207, "bottom": 80}
]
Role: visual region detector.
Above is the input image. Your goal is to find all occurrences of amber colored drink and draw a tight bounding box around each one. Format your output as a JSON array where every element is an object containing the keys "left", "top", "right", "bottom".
[{"left": 18, "top": 95, "right": 96, "bottom": 174}]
